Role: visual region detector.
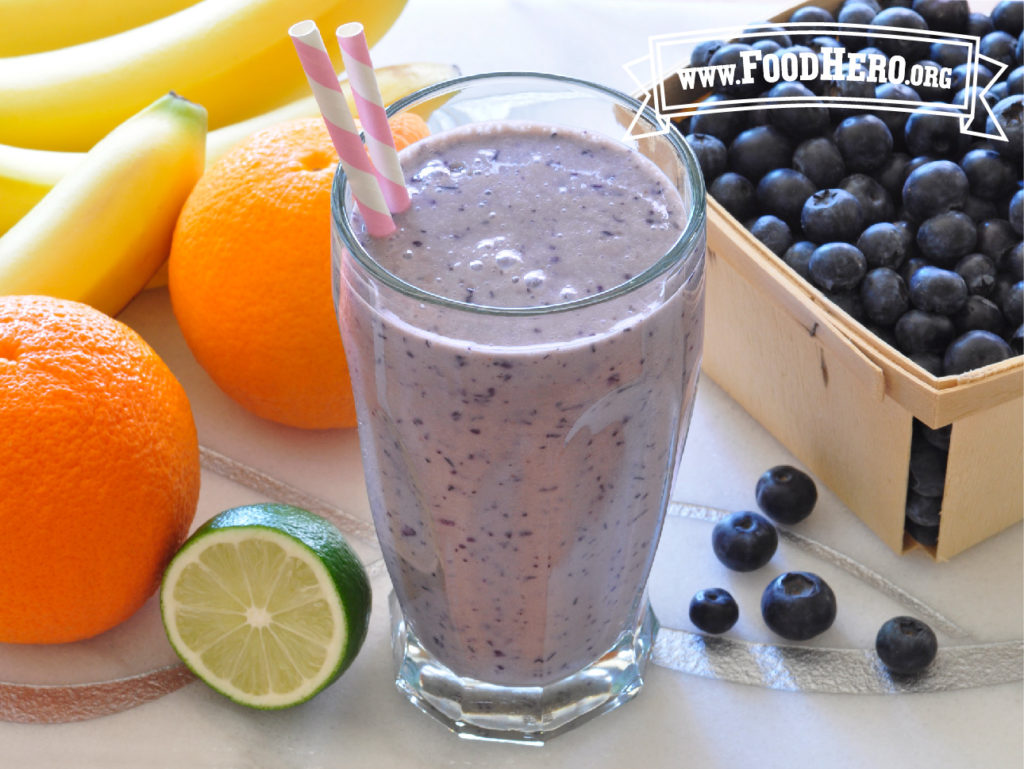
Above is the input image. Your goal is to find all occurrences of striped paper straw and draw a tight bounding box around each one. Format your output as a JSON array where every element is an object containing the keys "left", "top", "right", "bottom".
[
  {"left": 336, "top": 22, "right": 411, "bottom": 214},
  {"left": 289, "top": 20, "right": 395, "bottom": 237}
]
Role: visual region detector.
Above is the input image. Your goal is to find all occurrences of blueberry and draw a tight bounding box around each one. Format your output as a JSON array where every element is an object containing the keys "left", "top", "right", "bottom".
[
  {"left": 809, "top": 242, "right": 868, "bottom": 292},
  {"left": 833, "top": 115, "right": 893, "bottom": 173},
  {"left": 728, "top": 125, "right": 793, "bottom": 182},
  {"left": 955, "top": 252, "right": 997, "bottom": 296},
  {"left": 901, "top": 160, "right": 969, "bottom": 221},
  {"left": 967, "top": 11, "right": 995, "bottom": 38},
  {"left": 904, "top": 108, "right": 964, "bottom": 158},
  {"left": 822, "top": 71, "right": 877, "bottom": 122},
  {"left": 912, "top": 0, "right": 968, "bottom": 32},
  {"left": 689, "top": 588, "right": 740, "bottom": 634},
  {"left": 749, "top": 215, "right": 794, "bottom": 256},
  {"left": 905, "top": 517, "right": 941, "bottom": 546},
  {"left": 1001, "top": 279, "right": 1023, "bottom": 324},
  {"left": 710, "top": 43, "right": 763, "bottom": 98},
  {"left": 895, "top": 309, "right": 957, "bottom": 354},
  {"left": 954, "top": 294, "right": 1005, "bottom": 334},
  {"left": 916, "top": 211, "right": 977, "bottom": 267},
  {"left": 901, "top": 255, "right": 930, "bottom": 285},
  {"left": 906, "top": 490, "right": 942, "bottom": 527},
  {"left": 685, "top": 133, "right": 728, "bottom": 182},
  {"left": 840, "top": 173, "right": 895, "bottom": 225},
  {"left": 783, "top": 240, "right": 817, "bottom": 281},
  {"left": 690, "top": 94, "right": 748, "bottom": 144},
  {"left": 929, "top": 40, "right": 970, "bottom": 68},
  {"left": 837, "top": 2, "right": 878, "bottom": 39},
  {"left": 949, "top": 62, "right": 995, "bottom": 94},
  {"left": 825, "top": 289, "right": 866, "bottom": 320},
  {"left": 1006, "top": 241, "right": 1024, "bottom": 280},
  {"left": 752, "top": 39, "right": 783, "bottom": 56},
  {"left": 710, "top": 172, "right": 757, "bottom": 220},
  {"left": 909, "top": 351, "right": 945, "bottom": 375},
  {"left": 767, "top": 82, "right": 830, "bottom": 138},
  {"left": 862, "top": 267, "right": 911, "bottom": 325},
  {"left": 793, "top": 137, "right": 847, "bottom": 189},
  {"left": 1009, "top": 66, "right": 1024, "bottom": 95},
  {"left": 757, "top": 168, "right": 817, "bottom": 226},
  {"left": 993, "top": 0, "right": 1024, "bottom": 35},
  {"left": 986, "top": 95, "right": 1024, "bottom": 162},
  {"left": 802, "top": 189, "right": 864, "bottom": 243},
  {"left": 858, "top": 222, "right": 909, "bottom": 269},
  {"left": 962, "top": 195, "right": 1000, "bottom": 222},
  {"left": 959, "top": 148, "right": 1016, "bottom": 201},
  {"left": 909, "top": 439, "right": 948, "bottom": 496},
  {"left": 872, "top": 152, "right": 912, "bottom": 198},
  {"left": 943, "top": 329, "right": 1015, "bottom": 373},
  {"left": 1010, "top": 190, "right": 1023, "bottom": 236},
  {"left": 755, "top": 465, "right": 818, "bottom": 524},
  {"left": 875, "top": 83, "right": 922, "bottom": 141},
  {"left": 761, "top": 571, "right": 837, "bottom": 641},
  {"left": 976, "top": 218, "right": 1019, "bottom": 264},
  {"left": 789, "top": 5, "right": 835, "bottom": 25},
  {"left": 690, "top": 39, "right": 725, "bottom": 67},
  {"left": 875, "top": 617, "right": 938, "bottom": 675},
  {"left": 711, "top": 511, "right": 779, "bottom": 572},
  {"left": 1010, "top": 323, "right": 1024, "bottom": 353},
  {"left": 982, "top": 30, "right": 1019, "bottom": 68},
  {"left": 917, "top": 419, "right": 952, "bottom": 450},
  {"left": 914, "top": 61, "right": 954, "bottom": 102},
  {"left": 869, "top": 7, "right": 930, "bottom": 60},
  {"left": 909, "top": 265, "right": 969, "bottom": 315}
]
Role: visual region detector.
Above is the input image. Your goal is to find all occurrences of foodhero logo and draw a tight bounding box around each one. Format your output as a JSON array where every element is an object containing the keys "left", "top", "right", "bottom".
[{"left": 623, "top": 23, "right": 1010, "bottom": 142}]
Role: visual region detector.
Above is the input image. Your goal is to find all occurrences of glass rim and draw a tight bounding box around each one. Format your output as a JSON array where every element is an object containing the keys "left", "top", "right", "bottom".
[{"left": 331, "top": 70, "right": 706, "bottom": 317}]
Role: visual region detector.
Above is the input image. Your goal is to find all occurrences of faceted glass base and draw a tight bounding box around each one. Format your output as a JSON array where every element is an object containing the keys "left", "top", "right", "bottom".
[{"left": 388, "top": 591, "right": 659, "bottom": 745}]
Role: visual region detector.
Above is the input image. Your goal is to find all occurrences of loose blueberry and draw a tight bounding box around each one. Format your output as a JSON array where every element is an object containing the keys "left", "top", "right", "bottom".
[
  {"left": 875, "top": 83, "right": 922, "bottom": 142},
  {"left": 710, "top": 43, "right": 764, "bottom": 98},
  {"left": 976, "top": 218, "right": 1019, "bottom": 264},
  {"left": 869, "top": 7, "right": 930, "bottom": 59},
  {"left": 915, "top": 211, "right": 977, "bottom": 267},
  {"left": 992, "top": 0, "right": 1024, "bottom": 36},
  {"left": 905, "top": 517, "right": 941, "bottom": 546},
  {"left": 862, "top": 267, "right": 911, "bottom": 326},
  {"left": 757, "top": 168, "right": 817, "bottom": 226},
  {"left": 959, "top": 148, "right": 1016, "bottom": 201},
  {"left": 711, "top": 511, "right": 779, "bottom": 572},
  {"left": 685, "top": 133, "right": 728, "bottom": 183},
  {"left": 906, "top": 489, "right": 942, "bottom": 527},
  {"left": 895, "top": 309, "right": 957, "bottom": 354},
  {"left": 761, "top": 571, "right": 837, "bottom": 641},
  {"left": 710, "top": 172, "right": 757, "bottom": 220},
  {"left": 802, "top": 188, "right": 865, "bottom": 243},
  {"left": 982, "top": 30, "right": 1019, "bottom": 68},
  {"left": 943, "top": 329, "right": 1015, "bottom": 373},
  {"left": 875, "top": 616, "right": 938, "bottom": 675},
  {"left": 904, "top": 107, "right": 964, "bottom": 158},
  {"left": 755, "top": 465, "right": 818, "bottom": 524},
  {"left": 690, "top": 39, "right": 725, "bottom": 67},
  {"left": 872, "top": 152, "right": 913, "bottom": 199},
  {"left": 917, "top": 419, "right": 952, "bottom": 451},
  {"left": 858, "top": 222, "right": 909, "bottom": 269},
  {"left": 809, "top": 242, "right": 868, "bottom": 292},
  {"left": 729, "top": 125, "right": 793, "bottom": 182},
  {"left": 834, "top": 114, "right": 894, "bottom": 172},
  {"left": 955, "top": 252, "right": 998, "bottom": 296},
  {"left": 954, "top": 294, "right": 1006, "bottom": 334},
  {"left": 839, "top": 173, "right": 895, "bottom": 225},
  {"left": 767, "top": 82, "right": 830, "bottom": 138},
  {"left": 912, "top": 0, "right": 968, "bottom": 32},
  {"left": 690, "top": 94, "right": 748, "bottom": 144},
  {"left": 689, "top": 588, "right": 740, "bottom": 634},
  {"left": 908, "top": 439, "right": 948, "bottom": 497},
  {"left": 901, "top": 160, "right": 969, "bottom": 221},
  {"left": 909, "top": 265, "right": 969, "bottom": 314},
  {"left": 793, "top": 137, "right": 847, "bottom": 189},
  {"left": 967, "top": 11, "right": 995, "bottom": 38},
  {"left": 1011, "top": 190, "right": 1023, "bottom": 236},
  {"left": 986, "top": 95, "right": 1024, "bottom": 162},
  {"left": 749, "top": 215, "right": 794, "bottom": 256},
  {"left": 1001, "top": 280, "right": 1023, "bottom": 325},
  {"left": 782, "top": 240, "right": 816, "bottom": 281}
]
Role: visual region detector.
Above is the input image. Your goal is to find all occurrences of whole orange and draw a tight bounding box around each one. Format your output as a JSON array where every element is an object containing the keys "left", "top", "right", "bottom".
[
  {"left": 169, "top": 118, "right": 348, "bottom": 429},
  {"left": 0, "top": 295, "right": 200, "bottom": 644}
]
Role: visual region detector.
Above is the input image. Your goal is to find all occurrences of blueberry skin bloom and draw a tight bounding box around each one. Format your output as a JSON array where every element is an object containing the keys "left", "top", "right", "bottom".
[
  {"left": 689, "top": 588, "right": 740, "bottom": 634},
  {"left": 809, "top": 242, "right": 868, "bottom": 292},
  {"left": 801, "top": 188, "right": 864, "bottom": 243},
  {"left": 711, "top": 511, "right": 779, "bottom": 572},
  {"left": 761, "top": 571, "right": 838, "bottom": 641},
  {"left": 755, "top": 465, "right": 818, "bottom": 525},
  {"left": 876, "top": 616, "right": 938, "bottom": 675},
  {"left": 908, "top": 265, "right": 969, "bottom": 315}
]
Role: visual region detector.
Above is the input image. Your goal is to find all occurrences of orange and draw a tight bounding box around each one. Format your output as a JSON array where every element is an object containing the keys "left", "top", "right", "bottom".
[
  {"left": 168, "top": 115, "right": 429, "bottom": 430},
  {"left": 0, "top": 295, "right": 200, "bottom": 644}
]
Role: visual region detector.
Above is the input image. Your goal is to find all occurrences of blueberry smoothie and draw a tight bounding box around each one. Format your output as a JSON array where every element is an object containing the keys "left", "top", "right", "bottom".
[{"left": 338, "top": 120, "right": 704, "bottom": 686}]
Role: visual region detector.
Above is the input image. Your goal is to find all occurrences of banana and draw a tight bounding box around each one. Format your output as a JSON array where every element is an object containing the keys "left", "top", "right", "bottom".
[
  {"left": 0, "top": 0, "right": 407, "bottom": 151},
  {"left": 0, "top": 93, "right": 206, "bottom": 316},
  {"left": 0, "top": 62, "right": 459, "bottom": 235},
  {"left": 0, "top": 0, "right": 198, "bottom": 56}
]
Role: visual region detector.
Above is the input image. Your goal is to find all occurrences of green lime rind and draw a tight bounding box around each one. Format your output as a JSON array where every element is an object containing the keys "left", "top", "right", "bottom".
[{"left": 159, "top": 503, "right": 371, "bottom": 710}]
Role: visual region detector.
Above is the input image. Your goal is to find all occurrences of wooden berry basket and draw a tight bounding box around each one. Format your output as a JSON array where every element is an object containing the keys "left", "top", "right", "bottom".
[{"left": 642, "top": 0, "right": 1023, "bottom": 560}]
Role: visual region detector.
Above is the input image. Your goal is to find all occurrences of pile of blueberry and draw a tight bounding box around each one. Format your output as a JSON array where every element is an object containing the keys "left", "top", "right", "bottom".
[
  {"left": 690, "top": 465, "right": 938, "bottom": 675},
  {"left": 680, "top": 0, "right": 1024, "bottom": 377}
]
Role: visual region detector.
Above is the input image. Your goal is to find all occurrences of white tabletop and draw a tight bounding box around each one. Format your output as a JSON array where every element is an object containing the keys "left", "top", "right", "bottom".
[{"left": 1, "top": 2, "right": 1021, "bottom": 767}]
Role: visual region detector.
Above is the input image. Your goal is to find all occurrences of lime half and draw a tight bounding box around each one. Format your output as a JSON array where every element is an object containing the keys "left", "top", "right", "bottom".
[{"left": 160, "top": 503, "right": 371, "bottom": 709}]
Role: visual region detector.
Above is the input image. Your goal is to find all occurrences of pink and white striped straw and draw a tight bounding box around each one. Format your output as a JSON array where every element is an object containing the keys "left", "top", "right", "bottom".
[
  {"left": 336, "top": 22, "right": 411, "bottom": 214},
  {"left": 288, "top": 20, "right": 395, "bottom": 237}
]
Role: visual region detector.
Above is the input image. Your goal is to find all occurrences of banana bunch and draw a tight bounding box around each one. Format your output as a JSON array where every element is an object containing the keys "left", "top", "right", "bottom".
[
  {"left": 0, "top": 94, "right": 206, "bottom": 317},
  {"left": 0, "top": 0, "right": 408, "bottom": 150},
  {"left": 0, "top": 62, "right": 460, "bottom": 235}
]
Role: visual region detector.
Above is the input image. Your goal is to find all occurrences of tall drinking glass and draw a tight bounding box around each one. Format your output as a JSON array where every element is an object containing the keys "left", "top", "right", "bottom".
[{"left": 331, "top": 72, "right": 705, "bottom": 743}]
